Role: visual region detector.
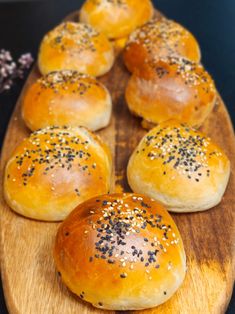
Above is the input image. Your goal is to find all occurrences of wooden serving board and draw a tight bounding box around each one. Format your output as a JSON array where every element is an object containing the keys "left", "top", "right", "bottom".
[{"left": 1, "top": 10, "right": 235, "bottom": 314}]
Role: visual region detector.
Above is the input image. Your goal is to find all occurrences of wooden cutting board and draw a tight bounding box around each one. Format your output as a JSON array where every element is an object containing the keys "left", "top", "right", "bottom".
[{"left": 0, "top": 10, "right": 235, "bottom": 314}]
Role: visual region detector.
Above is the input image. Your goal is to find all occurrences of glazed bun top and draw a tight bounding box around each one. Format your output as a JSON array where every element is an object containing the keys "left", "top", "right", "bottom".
[
  {"left": 124, "top": 18, "right": 201, "bottom": 73},
  {"left": 4, "top": 126, "right": 112, "bottom": 221},
  {"left": 21, "top": 70, "right": 112, "bottom": 131},
  {"left": 38, "top": 22, "right": 114, "bottom": 77},
  {"left": 125, "top": 56, "right": 216, "bottom": 128},
  {"left": 54, "top": 193, "right": 186, "bottom": 310},
  {"left": 138, "top": 56, "right": 213, "bottom": 84},
  {"left": 127, "top": 120, "right": 230, "bottom": 212},
  {"left": 80, "top": 0, "right": 154, "bottom": 39}
]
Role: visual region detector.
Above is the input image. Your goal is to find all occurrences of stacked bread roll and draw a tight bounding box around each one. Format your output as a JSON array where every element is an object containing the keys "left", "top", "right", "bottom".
[
  {"left": 123, "top": 18, "right": 217, "bottom": 128},
  {"left": 80, "top": 0, "right": 154, "bottom": 42},
  {"left": 127, "top": 121, "right": 230, "bottom": 213},
  {"left": 125, "top": 56, "right": 217, "bottom": 129},
  {"left": 3, "top": 0, "right": 231, "bottom": 311},
  {"left": 54, "top": 193, "right": 186, "bottom": 310},
  {"left": 4, "top": 126, "right": 112, "bottom": 221},
  {"left": 22, "top": 71, "right": 112, "bottom": 131},
  {"left": 38, "top": 21, "right": 115, "bottom": 77},
  {"left": 123, "top": 18, "right": 201, "bottom": 72}
]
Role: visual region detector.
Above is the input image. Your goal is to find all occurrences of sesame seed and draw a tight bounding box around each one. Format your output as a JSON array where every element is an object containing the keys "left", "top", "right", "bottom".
[
  {"left": 86, "top": 195, "right": 177, "bottom": 272},
  {"left": 143, "top": 124, "right": 215, "bottom": 182}
]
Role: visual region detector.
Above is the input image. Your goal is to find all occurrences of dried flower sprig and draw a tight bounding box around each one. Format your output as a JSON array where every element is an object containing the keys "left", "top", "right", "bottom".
[{"left": 0, "top": 49, "right": 34, "bottom": 93}]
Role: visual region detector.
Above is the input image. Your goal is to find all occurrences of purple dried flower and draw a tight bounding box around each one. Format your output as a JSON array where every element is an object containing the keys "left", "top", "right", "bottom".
[
  {"left": 0, "top": 49, "right": 34, "bottom": 93},
  {"left": 18, "top": 53, "right": 34, "bottom": 68}
]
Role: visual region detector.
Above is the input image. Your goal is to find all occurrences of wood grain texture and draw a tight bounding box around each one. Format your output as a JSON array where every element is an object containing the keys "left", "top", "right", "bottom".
[{"left": 0, "top": 10, "right": 235, "bottom": 314}]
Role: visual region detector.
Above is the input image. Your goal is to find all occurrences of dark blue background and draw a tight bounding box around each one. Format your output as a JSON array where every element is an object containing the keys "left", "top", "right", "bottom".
[{"left": 0, "top": 0, "right": 234, "bottom": 313}]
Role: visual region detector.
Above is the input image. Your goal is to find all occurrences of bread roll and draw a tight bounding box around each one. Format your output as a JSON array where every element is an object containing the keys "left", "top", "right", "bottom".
[
  {"left": 125, "top": 56, "right": 217, "bottom": 129},
  {"left": 54, "top": 193, "right": 186, "bottom": 310},
  {"left": 80, "top": 0, "right": 154, "bottom": 39},
  {"left": 4, "top": 126, "right": 112, "bottom": 221},
  {"left": 124, "top": 18, "right": 201, "bottom": 73},
  {"left": 127, "top": 121, "right": 230, "bottom": 213},
  {"left": 21, "top": 70, "right": 112, "bottom": 132},
  {"left": 38, "top": 22, "right": 114, "bottom": 77}
]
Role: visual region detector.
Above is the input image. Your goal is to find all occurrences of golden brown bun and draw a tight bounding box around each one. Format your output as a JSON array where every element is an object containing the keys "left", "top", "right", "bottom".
[
  {"left": 54, "top": 193, "right": 186, "bottom": 310},
  {"left": 123, "top": 18, "right": 201, "bottom": 73},
  {"left": 4, "top": 126, "right": 112, "bottom": 221},
  {"left": 125, "top": 56, "right": 217, "bottom": 129},
  {"left": 127, "top": 121, "right": 230, "bottom": 213},
  {"left": 21, "top": 70, "right": 112, "bottom": 132},
  {"left": 38, "top": 22, "right": 114, "bottom": 77},
  {"left": 80, "top": 0, "right": 154, "bottom": 39}
]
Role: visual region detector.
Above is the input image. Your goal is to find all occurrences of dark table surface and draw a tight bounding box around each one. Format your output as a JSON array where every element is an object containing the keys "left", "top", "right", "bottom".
[{"left": 0, "top": 0, "right": 234, "bottom": 313}]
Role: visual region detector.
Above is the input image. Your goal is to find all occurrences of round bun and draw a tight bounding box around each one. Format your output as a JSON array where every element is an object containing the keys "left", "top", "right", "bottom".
[
  {"left": 80, "top": 0, "right": 154, "bottom": 39},
  {"left": 127, "top": 121, "right": 230, "bottom": 213},
  {"left": 38, "top": 22, "right": 114, "bottom": 77},
  {"left": 125, "top": 56, "right": 216, "bottom": 129},
  {"left": 4, "top": 126, "right": 112, "bottom": 221},
  {"left": 21, "top": 70, "right": 112, "bottom": 132},
  {"left": 123, "top": 18, "right": 201, "bottom": 73},
  {"left": 54, "top": 193, "right": 186, "bottom": 310}
]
